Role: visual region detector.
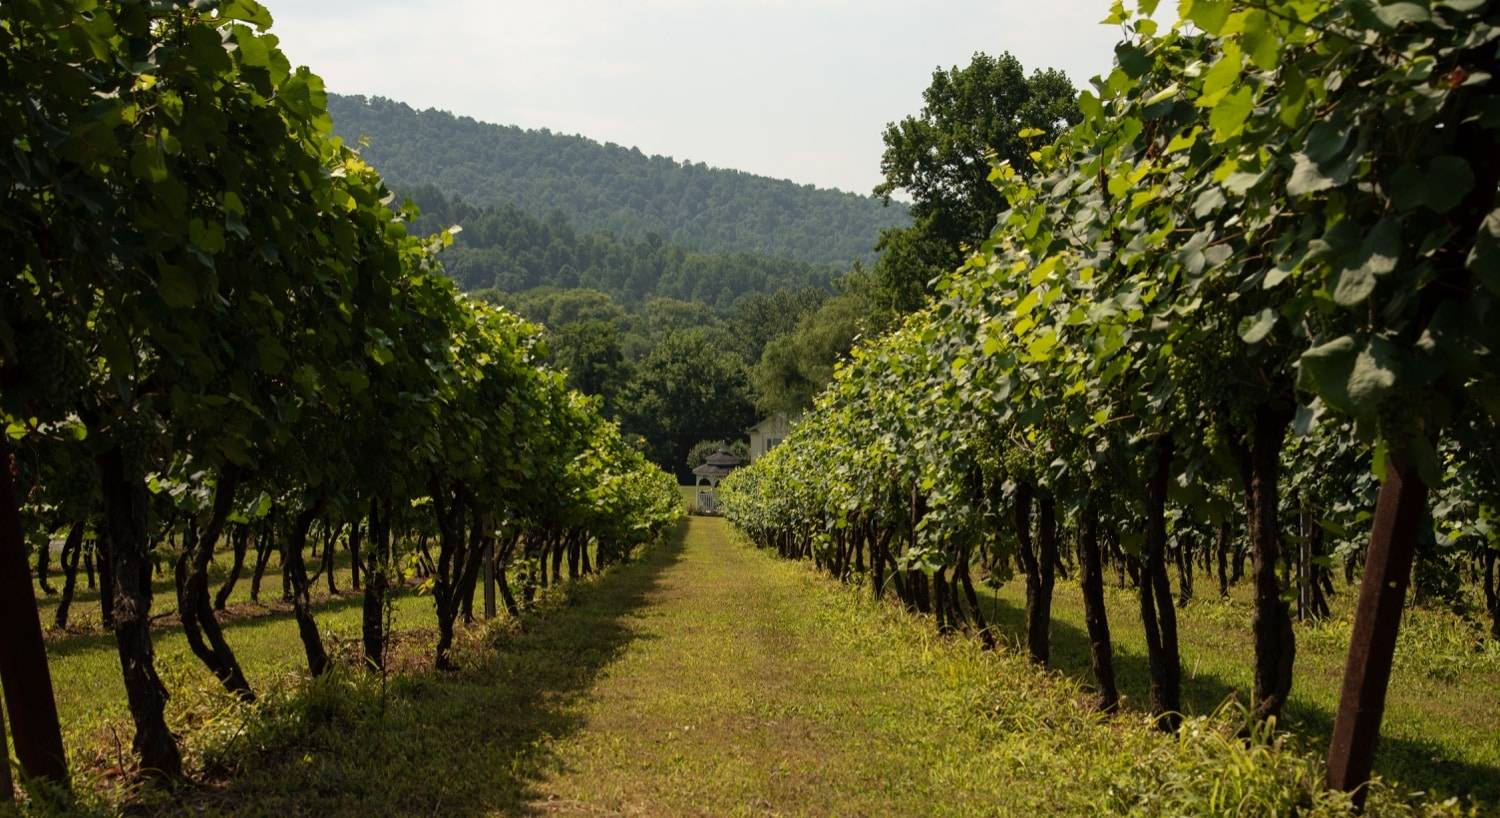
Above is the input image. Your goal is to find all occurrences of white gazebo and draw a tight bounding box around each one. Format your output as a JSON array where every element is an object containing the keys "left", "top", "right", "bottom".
[{"left": 691, "top": 448, "right": 742, "bottom": 514}]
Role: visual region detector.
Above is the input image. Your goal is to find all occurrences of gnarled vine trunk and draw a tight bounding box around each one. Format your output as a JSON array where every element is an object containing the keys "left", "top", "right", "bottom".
[
  {"left": 362, "top": 499, "right": 391, "bottom": 671},
  {"left": 1014, "top": 483, "right": 1054, "bottom": 665},
  {"left": 1139, "top": 436, "right": 1181, "bottom": 731},
  {"left": 214, "top": 524, "right": 251, "bottom": 611},
  {"left": 98, "top": 445, "right": 180, "bottom": 778},
  {"left": 285, "top": 499, "right": 329, "bottom": 676},
  {"left": 1078, "top": 503, "right": 1118, "bottom": 713},
  {"left": 0, "top": 442, "right": 69, "bottom": 786},
  {"left": 430, "top": 481, "right": 471, "bottom": 671},
  {"left": 54, "top": 522, "right": 86, "bottom": 630},
  {"left": 177, "top": 470, "right": 254, "bottom": 700},
  {"left": 1237, "top": 405, "right": 1295, "bottom": 724}
]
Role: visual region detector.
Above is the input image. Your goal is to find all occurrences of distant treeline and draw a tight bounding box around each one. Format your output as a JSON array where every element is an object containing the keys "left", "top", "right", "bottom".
[
  {"left": 404, "top": 185, "right": 841, "bottom": 308},
  {"left": 329, "top": 94, "right": 908, "bottom": 266}
]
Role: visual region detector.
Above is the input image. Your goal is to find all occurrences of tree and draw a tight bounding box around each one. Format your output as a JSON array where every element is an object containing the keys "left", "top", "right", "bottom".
[
  {"left": 618, "top": 329, "right": 756, "bottom": 479},
  {"left": 873, "top": 52, "right": 1079, "bottom": 311},
  {"left": 724, "top": 288, "right": 827, "bottom": 365},
  {"left": 751, "top": 292, "right": 879, "bottom": 416},
  {"left": 550, "top": 320, "right": 629, "bottom": 411}
]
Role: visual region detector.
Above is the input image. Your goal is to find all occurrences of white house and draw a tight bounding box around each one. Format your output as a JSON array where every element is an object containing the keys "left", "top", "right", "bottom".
[{"left": 747, "top": 413, "right": 792, "bottom": 462}]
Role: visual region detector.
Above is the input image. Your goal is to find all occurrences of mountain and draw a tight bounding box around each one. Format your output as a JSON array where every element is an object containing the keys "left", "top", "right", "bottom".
[
  {"left": 327, "top": 94, "right": 908, "bottom": 266},
  {"left": 405, "top": 185, "right": 839, "bottom": 309}
]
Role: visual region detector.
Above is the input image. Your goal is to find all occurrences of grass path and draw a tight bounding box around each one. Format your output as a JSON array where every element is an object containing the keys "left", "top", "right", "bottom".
[
  {"left": 527, "top": 513, "right": 918, "bottom": 814},
  {"left": 525, "top": 515, "right": 1120, "bottom": 816},
  {"left": 175, "top": 515, "right": 1146, "bottom": 816},
  {"left": 56, "top": 514, "right": 1491, "bottom": 815}
]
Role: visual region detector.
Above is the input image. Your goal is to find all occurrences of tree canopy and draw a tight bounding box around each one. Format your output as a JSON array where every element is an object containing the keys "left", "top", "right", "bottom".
[
  {"left": 872, "top": 52, "right": 1081, "bottom": 311},
  {"left": 405, "top": 186, "right": 842, "bottom": 308}
]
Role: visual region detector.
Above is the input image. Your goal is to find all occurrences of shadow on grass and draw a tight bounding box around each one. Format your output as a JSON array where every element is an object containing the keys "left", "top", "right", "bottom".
[
  {"left": 38, "top": 548, "right": 362, "bottom": 648},
  {"left": 176, "top": 523, "right": 689, "bottom": 817},
  {"left": 982, "top": 593, "right": 1500, "bottom": 806},
  {"left": 47, "top": 579, "right": 384, "bottom": 657}
]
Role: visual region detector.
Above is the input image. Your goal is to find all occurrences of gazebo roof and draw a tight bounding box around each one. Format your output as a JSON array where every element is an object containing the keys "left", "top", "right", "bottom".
[
  {"left": 704, "top": 449, "right": 742, "bottom": 467},
  {"left": 693, "top": 447, "right": 742, "bottom": 481},
  {"left": 692, "top": 463, "right": 735, "bottom": 480}
]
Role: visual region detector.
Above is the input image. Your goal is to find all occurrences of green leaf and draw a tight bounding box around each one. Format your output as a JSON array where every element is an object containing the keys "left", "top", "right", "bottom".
[
  {"left": 1209, "top": 86, "right": 1254, "bottom": 142},
  {"left": 189, "top": 218, "right": 225, "bottom": 255},
  {"left": 235, "top": 29, "right": 272, "bottom": 68},
  {"left": 1165, "top": 127, "right": 1200, "bottom": 154},
  {"left": 1238, "top": 308, "right": 1277, "bottom": 344},
  {"left": 1240, "top": 10, "right": 1279, "bottom": 70},
  {"left": 1333, "top": 268, "right": 1376, "bottom": 306},
  {"left": 1144, "top": 83, "right": 1180, "bottom": 107},
  {"left": 1115, "top": 43, "right": 1152, "bottom": 78},
  {"left": 1078, "top": 91, "right": 1103, "bottom": 121},
  {"left": 219, "top": 0, "right": 275, "bottom": 28},
  {"left": 1287, "top": 153, "right": 1339, "bottom": 195},
  {"left": 1333, "top": 218, "right": 1400, "bottom": 306},
  {"left": 130, "top": 143, "right": 168, "bottom": 183},
  {"left": 1347, "top": 336, "right": 1399, "bottom": 408},
  {"left": 159, "top": 265, "right": 198, "bottom": 308},
  {"left": 1465, "top": 206, "right": 1500, "bottom": 296},
  {"left": 1192, "top": 186, "right": 1227, "bottom": 217},
  {"left": 1197, "top": 43, "right": 1243, "bottom": 107},
  {"left": 1299, "top": 335, "right": 1358, "bottom": 414},
  {"left": 1392, "top": 156, "right": 1471, "bottom": 213},
  {"left": 1026, "top": 330, "right": 1058, "bottom": 361},
  {"left": 257, "top": 337, "right": 288, "bottom": 374},
  {"left": 1014, "top": 289, "right": 1041, "bottom": 317},
  {"left": 1426, "top": 155, "right": 1473, "bottom": 213},
  {"left": 1262, "top": 266, "right": 1292, "bottom": 289},
  {"left": 1183, "top": 0, "right": 1232, "bottom": 34},
  {"left": 1374, "top": 2, "right": 1430, "bottom": 27},
  {"left": 1304, "top": 122, "right": 1350, "bottom": 164}
]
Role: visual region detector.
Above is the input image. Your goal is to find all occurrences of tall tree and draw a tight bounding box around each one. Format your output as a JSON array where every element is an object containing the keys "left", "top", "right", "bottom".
[
  {"left": 618, "top": 329, "right": 756, "bottom": 478},
  {"left": 873, "top": 52, "right": 1079, "bottom": 311}
]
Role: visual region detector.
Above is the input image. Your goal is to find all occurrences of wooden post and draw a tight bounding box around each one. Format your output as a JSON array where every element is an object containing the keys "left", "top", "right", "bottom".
[
  {"left": 1327, "top": 452, "right": 1427, "bottom": 808},
  {"left": 0, "top": 443, "right": 69, "bottom": 785}
]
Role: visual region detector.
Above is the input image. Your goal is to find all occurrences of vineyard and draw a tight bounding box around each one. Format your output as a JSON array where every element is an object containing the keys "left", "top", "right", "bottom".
[
  {"left": 3, "top": 0, "right": 1500, "bottom": 815},
  {"left": 720, "top": 0, "right": 1500, "bottom": 813},
  {"left": 0, "top": 0, "right": 681, "bottom": 809}
]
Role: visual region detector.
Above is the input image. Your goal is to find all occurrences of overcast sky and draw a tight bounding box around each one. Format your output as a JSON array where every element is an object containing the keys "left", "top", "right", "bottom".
[{"left": 269, "top": 1, "right": 1129, "bottom": 196}]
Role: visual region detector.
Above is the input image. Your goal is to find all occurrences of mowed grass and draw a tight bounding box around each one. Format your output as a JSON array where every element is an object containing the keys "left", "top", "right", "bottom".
[
  {"left": 30, "top": 544, "right": 437, "bottom": 750},
  {"left": 983, "top": 568, "right": 1500, "bottom": 805},
  {"left": 16, "top": 518, "right": 1488, "bottom": 816}
]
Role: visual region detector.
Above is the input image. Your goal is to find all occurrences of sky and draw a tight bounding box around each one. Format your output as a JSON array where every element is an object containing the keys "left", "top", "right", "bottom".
[{"left": 269, "top": 1, "right": 1131, "bottom": 197}]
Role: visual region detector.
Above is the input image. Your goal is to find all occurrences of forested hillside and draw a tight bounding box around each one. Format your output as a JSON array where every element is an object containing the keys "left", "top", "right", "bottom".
[
  {"left": 328, "top": 94, "right": 908, "bottom": 265},
  {"left": 405, "top": 186, "right": 840, "bottom": 308}
]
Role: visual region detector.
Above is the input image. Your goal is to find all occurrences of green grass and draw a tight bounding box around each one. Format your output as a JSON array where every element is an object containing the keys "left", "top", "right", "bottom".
[
  {"left": 28, "top": 545, "right": 430, "bottom": 739},
  {"left": 984, "top": 567, "right": 1500, "bottom": 806},
  {"left": 14, "top": 520, "right": 1487, "bottom": 816}
]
